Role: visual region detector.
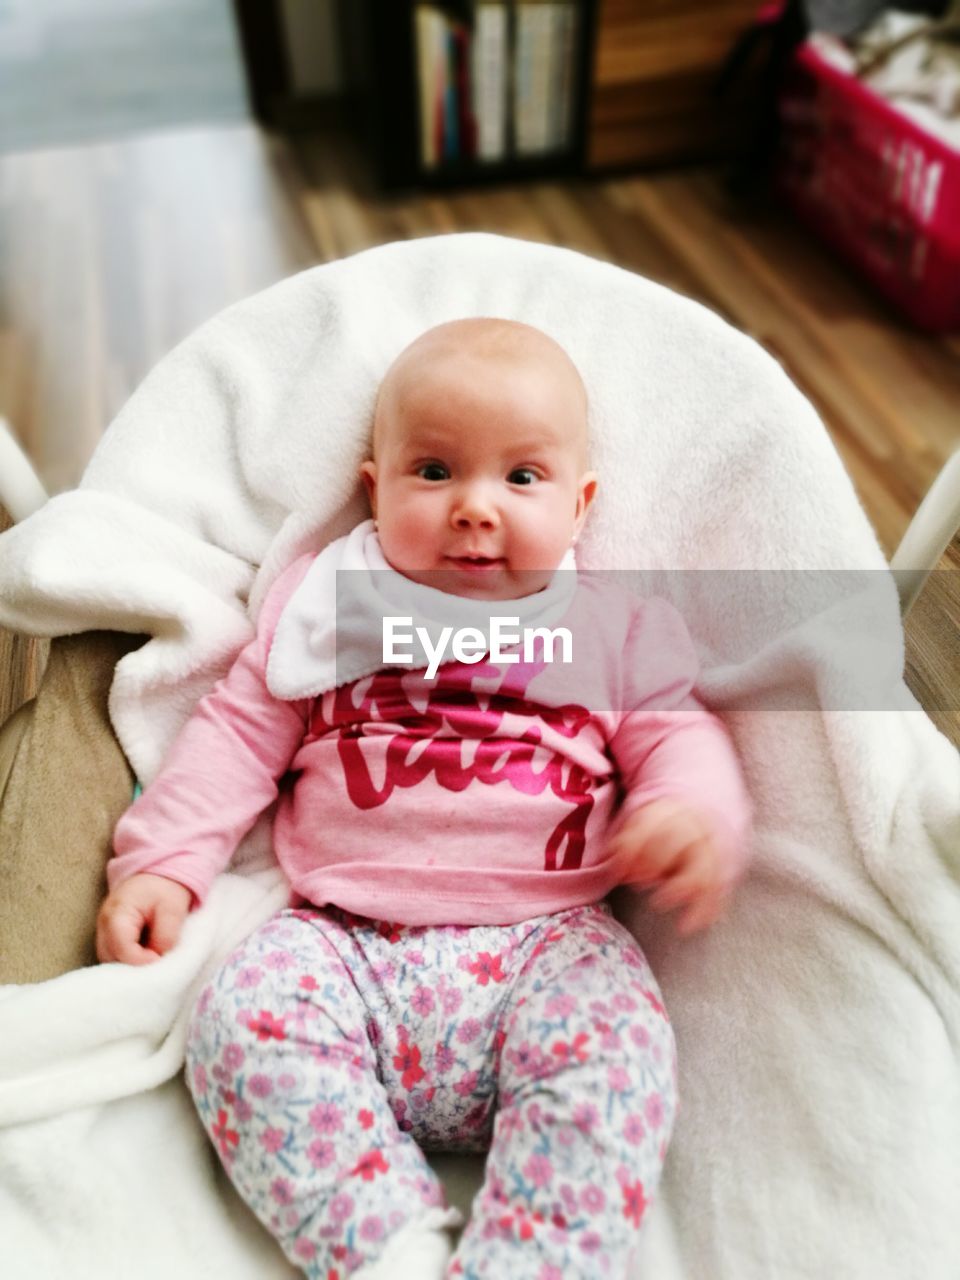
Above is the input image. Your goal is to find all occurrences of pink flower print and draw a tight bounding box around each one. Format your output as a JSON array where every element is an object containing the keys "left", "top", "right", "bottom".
[
  {"left": 579, "top": 1230, "right": 603, "bottom": 1253},
  {"left": 434, "top": 1042, "right": 456, "bottom": 1073},
  {"left": 551, "top": 1032, "right": 590, "bottom": 1065},
  {"left": 522, "top": 1154, "right": 554, "bottom": 1188},
  {"left": 457, "top": 1018, "right": 482, "bottom": 1045},
  {"left": 192, "top": 1063, "right": 209, "bottom": 1096},
  {"left": 393, "top": 1040, "right": 426, "bottom": 1090},
  {"left": 613, "top": 993, "right": 638, "bottom": 1012},
  {"left": 329, "top": 1192, "right": 354, "bottom": 1221},
  {"left": 292, "top": 1238, "right": 316, "bottom": 1263},
  {"left": 539, "top": 1265, "right": 564, "bottom": 1280},
  {"left": 222, "top": 1042, "right": 245, "bottom": 1072},
  {"left": 260, "top": 1127, "right": 286, "bottom": 1154},
  {"left": 580, "top": 1183, "right": 606, "bottom": 1214},
  {"left": 276, "top": 1071, "right": 298, "bottom": 1091},
  {"left": 371, "top": 959, "right": 397, "bottom": 984},
  {"left": 358, "top": 1108, "right": 375, "bottom": 1130},
  {"left": 453, "top": 1069, "right": 480, "bottom": 1098},
  {"left": 645, "top": 1091, "right": 666, "bottom": 1129},
  {"left": 406, "top": 949, "right": 425, "bottom": 966},
  {"left": 630, "top": 1024, "right": 651, "bottom": 1050},
  {"left": 441, "top": 987, "right": 463, "bottom": 1016},
  {"left": 467, "top": 951, "right": 506, "bottom": 986},
  {"left": 497, "top": 1204, "right": 546, "bottom": 1242},
  {"left": 642, "top": 987, "right": 668, "bottom": 1018},
  {"left": 624, "top": 1112, "right": 647, "bottom": 1144},
  {"left": 235, "top": 1097, "right": 253, "bottom": 1124},
  {"left": 529, "top": 927, "right": 565, "bottom": 961},
  {"left": 270, "top": 1177, "right": 295, "bottom": 1205},
  {"left": 247, "top": 1073, "right": 273, "bottom": 1099},
  {"left": 621, "top": 1178, "right": 648, "bottom": 1228},
  {"left": 572, "top": 1101, "right": 599, "bottom": 1133},
  {"left": 410, "top": 986, "right": 435, "bottom": 1017},
  {"left": 307, "top": 1138, "right": 336, "bottom": 1169},
  {"left": 264, "top": 950, "right": 296, "bottom": 971},
  {"left": 235, "top": 966, "right": 263, "bottom": 989},
  {"left": 608, "top": 1064, "right": 631, "bottom": 1092},
  {"left": 559, "top": 1182, "right": 578, "bottom": 1215},
  {"left": 506, "top": 1041, "right": 551, "bottom": 1079},
  {"left": 309, "top": 1102, "right": 343, "bottom": 1134},
  {"left": 360, "top": 1214, "right": 385, "bottom": 1243},
  {"left": 497, "top": 1107, "right": 524, "bottom": 1137},
  {"left": 212, "top": 1108, "right": 239, "bottom": 1160},
  {"left": 544, "top": 993, "right": 577, "bottom": 1019},
  {"left": 351, "top": 1149, "right": 390, "bottom": 1181},
  {"left": 246, "top": 1010, "right": 287, "bottom": 1042},
  {"left": 299, "top": 974, "right": 319, "bottom": 992}
]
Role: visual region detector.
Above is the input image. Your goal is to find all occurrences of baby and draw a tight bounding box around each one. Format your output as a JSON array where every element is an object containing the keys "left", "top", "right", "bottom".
[{"left": 96, "top": 318, "right": 752, "bottom": 1280}]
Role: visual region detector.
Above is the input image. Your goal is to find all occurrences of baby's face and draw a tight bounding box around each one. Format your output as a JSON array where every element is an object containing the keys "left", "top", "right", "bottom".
[{"left": 361, "top": 324, "right": 597, "bottom": 601}]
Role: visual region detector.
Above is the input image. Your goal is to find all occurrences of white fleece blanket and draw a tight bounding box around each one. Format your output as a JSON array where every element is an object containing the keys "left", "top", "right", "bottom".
[{"left": 0, "top": 233, "right": 958, "bottom": 1280}]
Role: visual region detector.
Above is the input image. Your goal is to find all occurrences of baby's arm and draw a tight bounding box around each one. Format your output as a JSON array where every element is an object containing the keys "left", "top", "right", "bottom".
[
  {"left": 608, "top": 598, "right": 752, "bottom": 934},
  {"left": 96, "top": 557, "right": 312, "bottom": 964}
]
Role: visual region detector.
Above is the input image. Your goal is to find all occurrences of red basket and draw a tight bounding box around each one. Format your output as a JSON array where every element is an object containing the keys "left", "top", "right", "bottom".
[{"left": 777, "top": 41, "right": 960, "bottom": 331}]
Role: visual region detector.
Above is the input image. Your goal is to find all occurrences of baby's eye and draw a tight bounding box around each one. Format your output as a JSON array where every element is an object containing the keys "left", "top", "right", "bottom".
[
  {"left": 417, "top": 462, "right": 450, "bottom": 481},
  {"left": 508, "top": 468, "right": 539, "bottom": 486}
]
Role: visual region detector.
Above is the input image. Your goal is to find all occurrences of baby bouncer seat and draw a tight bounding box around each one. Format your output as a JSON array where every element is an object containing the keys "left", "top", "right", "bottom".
[{"left": 0, "top": 233, "right": 958, "bottom": 1280}]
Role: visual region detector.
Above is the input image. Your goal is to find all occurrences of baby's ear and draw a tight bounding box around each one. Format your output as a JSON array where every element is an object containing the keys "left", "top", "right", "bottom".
[
  {"left": 359, "top": 460, "right": 377, "bottom": 514},
  {"left": 575, "top": 470, "right": 599, "bottom": 532}
]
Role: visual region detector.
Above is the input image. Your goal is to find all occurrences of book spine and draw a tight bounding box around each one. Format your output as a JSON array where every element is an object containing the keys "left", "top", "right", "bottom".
[
  {"left": 515, "top": 2, "right": 553, "bottom": 156},
  {"left": 473, "top": 3, "right": 508, "bottom": 162},
  {"left": 414, "top": 6, "right": 438, "bottom": 168},
  {"left": 444, "top": 21, "right": 459, "bottom": 160},
  {"left": 551, "top": 2, "right": 577, "bottom": 151},
  {"left": 454, "top": 23, "right": 477, "bottom": 162}
]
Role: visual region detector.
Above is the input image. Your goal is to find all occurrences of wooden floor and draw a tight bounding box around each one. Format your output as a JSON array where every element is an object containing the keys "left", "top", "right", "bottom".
[{"left": 0, "top": 120, "right": 957, "bottom": 740}]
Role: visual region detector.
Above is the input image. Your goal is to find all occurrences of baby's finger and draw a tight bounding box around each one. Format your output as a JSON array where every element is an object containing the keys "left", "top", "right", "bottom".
[
  {"left": 676, "top": 885, "right": 732, "bottom": 935},
  {"left": 646, "top": 841, "right": 717, "bottom": 912},
  {"left": 624, "top": 823, "right": 704, "bottom": 886},
  {"left": 149, "top": 899, "right": 187, "bottom": 957},
  {"left": 104, "top": 904, "right": 157, "bottom": 966}
]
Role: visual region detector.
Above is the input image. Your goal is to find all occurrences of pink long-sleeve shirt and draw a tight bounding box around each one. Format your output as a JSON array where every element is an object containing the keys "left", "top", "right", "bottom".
[{"left": 108, "top": 554, "right": 752, "bottom": 925}]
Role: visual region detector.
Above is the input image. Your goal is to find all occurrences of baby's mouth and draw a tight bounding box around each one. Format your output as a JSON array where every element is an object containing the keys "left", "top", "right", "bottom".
[{"left": 446, "top": 555, "right": 506, "bottom": 571}]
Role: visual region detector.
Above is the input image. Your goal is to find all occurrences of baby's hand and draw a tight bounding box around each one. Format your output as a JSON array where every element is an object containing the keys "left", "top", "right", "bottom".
[
  {"left": 96, "top": 873, "right": 193, "bottom": 965},
  {"left": 608, "top": 798, "right": 735, "bottom": 936}
]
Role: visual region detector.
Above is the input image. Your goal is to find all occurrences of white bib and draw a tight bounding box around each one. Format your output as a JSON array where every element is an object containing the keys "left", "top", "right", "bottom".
[{"left": 266, "top": 519, "right": 578, "bottom": 699}]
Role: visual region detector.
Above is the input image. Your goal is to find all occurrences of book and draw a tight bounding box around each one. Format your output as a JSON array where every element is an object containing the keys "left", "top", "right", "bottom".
[
  {"left": 472, "top": 2, "right": 509, "bottom": 162},
  {"left": 414, "top": 5, "right": 447, "bottom": 168},
  {"left": 454, "top": 21, "right": 478, "bottom": 162},
  {"left": 519, "top": 0, "right": 555, "bottom": 155},
  {"left": 549, "top": 3, "right": 578, "bottom": 151}
]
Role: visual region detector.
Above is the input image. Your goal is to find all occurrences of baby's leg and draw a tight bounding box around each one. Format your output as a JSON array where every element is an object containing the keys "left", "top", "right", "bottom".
[
  {"left": 184, "top": 907, "right": 459, "bottom": 1279},
  {"left": 451, "top": 903, "right": 677, "bottom": 1279}
]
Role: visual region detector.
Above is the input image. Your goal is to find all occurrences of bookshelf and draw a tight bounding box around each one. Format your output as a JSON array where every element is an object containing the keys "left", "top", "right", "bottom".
[{"left": 342, "top": 1, "right": 599, "bottom": 190}]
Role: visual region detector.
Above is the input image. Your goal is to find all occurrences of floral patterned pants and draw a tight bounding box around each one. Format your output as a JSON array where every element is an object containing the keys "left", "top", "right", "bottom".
[{"left": 185, "top": 900, "right": 677, "bottom": 1279}]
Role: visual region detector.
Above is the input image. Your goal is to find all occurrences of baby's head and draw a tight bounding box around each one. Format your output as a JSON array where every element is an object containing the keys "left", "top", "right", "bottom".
[{"left": 360, "top": 318, "right": 597, "bottom": 601}]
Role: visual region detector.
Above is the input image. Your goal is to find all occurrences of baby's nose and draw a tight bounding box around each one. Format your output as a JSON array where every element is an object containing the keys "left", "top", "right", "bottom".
[{"left": 452, "top": 486, "right": 499, "bottom": 528}]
